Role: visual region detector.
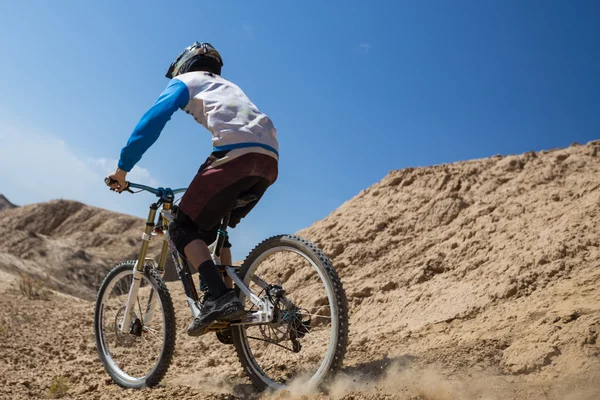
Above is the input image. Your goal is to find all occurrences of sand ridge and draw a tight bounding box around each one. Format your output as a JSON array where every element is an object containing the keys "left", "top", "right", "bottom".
[{"left": 1, "top": 140, "right": 599, "bottom": 399}]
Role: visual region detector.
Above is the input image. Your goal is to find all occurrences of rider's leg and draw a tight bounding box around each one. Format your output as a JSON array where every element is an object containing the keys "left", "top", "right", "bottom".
[
  {"left": 174, "top": 151, "right": 278, "bottom": 335},
  {"left": 220, "top": 246, "right": 233, "bottom": 264},
  {"left": 220, "top": 247, "right": 234, "bottom": 288},
  {"left": 169, "top": 217, "right": 245, "bottom": 336},
  {"left": 171, "top": 227, "right": 245, "bottom": 336},
  {"left": 183, "top": 239, "right": 228, "bottom": 298},
  {"left": 168, "top": 208, "right": 231, "bottom": 299}
]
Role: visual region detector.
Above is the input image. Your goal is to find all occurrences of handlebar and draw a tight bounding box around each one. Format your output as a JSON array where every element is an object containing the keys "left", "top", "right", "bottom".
[{"left": 104, "top": 177, "right": 187, "bottom": 198}]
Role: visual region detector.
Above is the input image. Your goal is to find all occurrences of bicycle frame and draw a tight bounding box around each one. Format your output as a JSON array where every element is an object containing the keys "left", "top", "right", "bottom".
[{"left": 118, "top": 183, "right": 276, "bottom": 335}]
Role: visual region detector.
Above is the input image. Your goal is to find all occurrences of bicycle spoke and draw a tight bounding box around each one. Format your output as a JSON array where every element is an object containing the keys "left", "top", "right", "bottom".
[
  {"left": 141, "top": 334, "right": 158, "bottom": 356},
  {"left": 144, "top": 325, "right": 161, "bottom": 334},
  {"left": 144, "top": 328, "right": 163, "bottom": 342},
  {"left": 118, "top": 276, "right": 127, "bottom": 299},
  {"left": 104, "top": 304, "right": 117, "bottom": 314},
  {"left": 109, "top": 288, "right": 126, "bottom": 310},
  {"left": 300, "top": 312, "right": 332, "bottom": 320},
  {"left": 302, "top": 331, "right": 330, "bottom": 345},
  {"left": 275, "top": 330, "right": 284, "bottom": 372},
  {"left": 137, "top": 297, "right": 143, "bottom": 321},
  {"left": 284, "top": 252, "right": 291, "bottom": 280}
]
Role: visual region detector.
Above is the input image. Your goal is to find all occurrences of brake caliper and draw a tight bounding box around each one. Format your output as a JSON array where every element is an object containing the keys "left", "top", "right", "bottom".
[{"left": 129, "top": 318, "right": 143, "bottom": 337}]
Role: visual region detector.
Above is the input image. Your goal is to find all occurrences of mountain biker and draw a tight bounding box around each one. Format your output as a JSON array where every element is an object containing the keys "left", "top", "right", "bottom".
[{"left": 106, "top": 42, "right": 279, "bottom": 336}]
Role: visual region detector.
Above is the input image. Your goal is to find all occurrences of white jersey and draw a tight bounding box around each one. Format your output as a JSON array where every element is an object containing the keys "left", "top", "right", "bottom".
[
  {"left": 118, "top": 71, "right": 278, "bottom": 172},
  {"left": 176, "top": 71, "right": 279, "bottom": 162}
]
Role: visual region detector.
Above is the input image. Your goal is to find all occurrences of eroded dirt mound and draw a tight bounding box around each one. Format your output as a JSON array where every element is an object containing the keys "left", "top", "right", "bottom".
[
  {"left": 296, "top": 140, "right": 600, "bottom": 392},
  {"left": 0, "top": 194, "right": 17, "bottom": 212},
  {"left": 1, "top": 141, "right": 600, "bottom": 399},
  {"left": 0, "top": 200, "right": 176, "bottom": 300}
]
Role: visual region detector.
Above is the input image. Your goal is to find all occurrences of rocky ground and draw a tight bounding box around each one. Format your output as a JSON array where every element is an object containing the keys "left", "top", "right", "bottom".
[{"left": 1, "top": 140, "right": 599, "bottom": 399}]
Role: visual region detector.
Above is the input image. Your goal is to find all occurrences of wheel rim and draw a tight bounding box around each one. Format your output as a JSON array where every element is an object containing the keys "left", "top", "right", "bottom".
[
  {"left": 236, "top": 245, "right": 339, "bottom": 390},
  {"left": 97, "top": 269, "right": 167, "bottom": 386}
]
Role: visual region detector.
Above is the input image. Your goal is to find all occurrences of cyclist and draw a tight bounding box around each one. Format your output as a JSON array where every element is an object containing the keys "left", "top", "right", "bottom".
[{"left": 106, "top": 42, "right": 279, "bottom": 336}]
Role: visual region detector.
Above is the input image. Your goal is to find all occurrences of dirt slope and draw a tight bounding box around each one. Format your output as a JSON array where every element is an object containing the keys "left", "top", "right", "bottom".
[
  {"left": 295, "top": 140, "right": 600, "bottom": 397},
  {"left": 1, "top": 140, "right": 600, "bottom": 400},
  {"left": 0, "top": 200, "right": 179, "bottom": 300},
  {"left": 0, "top": 194, "right": 17, "bottom": 212}
]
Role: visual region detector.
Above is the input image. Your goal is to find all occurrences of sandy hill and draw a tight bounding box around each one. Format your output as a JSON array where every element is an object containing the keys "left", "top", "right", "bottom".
[
  {"left": 297, "top": 140, "right": 600, "bottom": 391},
  {"left": 0, "top": 194, "right": 17, "bottom": 212},
  {"left": 1, "top": 140, "right": 600, "bottom": 400},
  {"left": 0, "top": 200, "right": 178, "bottom": 300}
]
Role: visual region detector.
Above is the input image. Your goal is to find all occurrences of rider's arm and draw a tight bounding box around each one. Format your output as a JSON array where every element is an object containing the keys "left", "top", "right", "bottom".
[{"left": 117, "top": 79, "right": 190, "bottom": 172}]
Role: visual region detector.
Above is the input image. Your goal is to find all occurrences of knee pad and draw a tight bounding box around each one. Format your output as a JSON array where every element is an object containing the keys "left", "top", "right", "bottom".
[
  {"left": 167, "top": 212, "right": 204, "bottom": 255},
  {"left": 167, "top": 210, "right": 231, "bottom": 255}
]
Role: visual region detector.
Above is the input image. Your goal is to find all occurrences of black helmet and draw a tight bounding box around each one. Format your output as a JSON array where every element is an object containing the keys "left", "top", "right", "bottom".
[{"left": 165, "top": 42, "right": 224, "bottom": 79}]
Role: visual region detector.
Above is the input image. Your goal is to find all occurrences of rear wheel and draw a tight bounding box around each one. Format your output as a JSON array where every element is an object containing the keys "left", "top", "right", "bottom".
[
  {"left": 232, "top": 235, "right": 348, "bottom": 391},
  {"left": 93, "top": 261, "right": 176, "bottom": 389}
]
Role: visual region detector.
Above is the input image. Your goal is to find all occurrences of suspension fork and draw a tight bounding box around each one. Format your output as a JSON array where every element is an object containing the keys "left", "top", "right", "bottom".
[
  {"left": 141, "top": 239, "right": 169, "bottom": 325},
  {"left": 141, "top": 203, "right": 172, "bottom": 325},
  {"left": 120, "top": 203, "right": 158, "bottom": 333}
]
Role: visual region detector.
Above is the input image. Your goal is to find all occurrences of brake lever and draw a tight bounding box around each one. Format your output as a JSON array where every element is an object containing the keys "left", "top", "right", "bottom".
[{"left": 104, "top": 176, "right": 134, "bottom": 194}]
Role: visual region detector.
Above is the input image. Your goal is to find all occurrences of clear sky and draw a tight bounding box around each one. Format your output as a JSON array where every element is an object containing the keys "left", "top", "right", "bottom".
[{"left": 1, "top": 1, "right": 599, "bottom": 260}]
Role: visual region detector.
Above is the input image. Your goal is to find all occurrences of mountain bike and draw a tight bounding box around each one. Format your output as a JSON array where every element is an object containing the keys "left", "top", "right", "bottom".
[{"left": 93, "top": 180, "right": 348, "bottom": 392}]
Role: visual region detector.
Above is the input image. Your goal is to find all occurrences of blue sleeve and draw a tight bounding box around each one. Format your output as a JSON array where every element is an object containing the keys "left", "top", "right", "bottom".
[{"left": 118, "top": 79, "right": 190, "bottom": 172}]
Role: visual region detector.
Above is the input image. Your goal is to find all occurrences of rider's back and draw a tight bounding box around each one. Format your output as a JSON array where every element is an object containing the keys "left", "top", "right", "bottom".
[{"left": 174, "top": 71, "right": 279, "bottom": 159}]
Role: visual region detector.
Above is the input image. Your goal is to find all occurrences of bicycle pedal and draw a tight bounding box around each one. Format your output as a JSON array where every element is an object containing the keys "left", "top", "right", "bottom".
[{"left": 206, "top": 321, "right": 229, "bottom": 332}]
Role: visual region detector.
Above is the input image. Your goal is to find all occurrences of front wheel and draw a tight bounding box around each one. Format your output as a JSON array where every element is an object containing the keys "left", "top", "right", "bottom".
[
  {"left": 93, "top": 261, "right": 176, "bottom": 389},
  {"left": 232, "top": 235, "right": 349, "bottom": 391}
]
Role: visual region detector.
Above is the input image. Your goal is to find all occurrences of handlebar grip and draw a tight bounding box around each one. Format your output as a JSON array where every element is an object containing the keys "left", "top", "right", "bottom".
[{"left": 104, "top": 177, "right": 134, "bottom": 193}]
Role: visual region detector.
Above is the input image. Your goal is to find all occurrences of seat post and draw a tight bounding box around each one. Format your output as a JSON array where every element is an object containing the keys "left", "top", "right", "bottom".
[
  {"left": 214, "top": 211, "right": 231, "bottom": 258},
  {"left": 214, "top": 195, "right": 257, "bottom": 259}
]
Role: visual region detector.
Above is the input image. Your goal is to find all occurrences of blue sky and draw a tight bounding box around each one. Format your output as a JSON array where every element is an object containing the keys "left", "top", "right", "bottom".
[{"left": 1, "top": 1, "right": 599, "bottom": 260}]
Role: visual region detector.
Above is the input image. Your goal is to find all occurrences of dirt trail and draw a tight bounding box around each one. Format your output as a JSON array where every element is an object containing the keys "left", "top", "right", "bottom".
[{"left": 1, "top": 140, "right": 600, "bottom": 399}]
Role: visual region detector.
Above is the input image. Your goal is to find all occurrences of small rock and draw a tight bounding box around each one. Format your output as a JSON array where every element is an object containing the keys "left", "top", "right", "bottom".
[
  {"left": 380, "top": 281, "right": 398, "bottom": 292},
  {"left": 501, "top": 342, "right": 560, "bottom": 374},
  {"left": 335, "top": 261, "right": 348, "bottom": 270},
  {"left": 352, "top": 287, "right": 373, "bottom": 299},
  {"left": 501, "top": 284, "right": 518, "bottom": 299},
  {"left": 376, "top": 222, "right": 387, "bottom": 231},
  {"left": 584, "top": 324, "right": 599, "bottom": 345},
  {"left": 562, "top": 311, "right": 581, "bottom": 323},
  {"left": 537, "top": 255, "right": 550, "bottom": 266}
]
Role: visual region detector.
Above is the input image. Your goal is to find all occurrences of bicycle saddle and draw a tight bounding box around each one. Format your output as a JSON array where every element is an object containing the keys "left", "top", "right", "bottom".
[{"left": 233, "top": 194, "right": 259, "bottom": 209}]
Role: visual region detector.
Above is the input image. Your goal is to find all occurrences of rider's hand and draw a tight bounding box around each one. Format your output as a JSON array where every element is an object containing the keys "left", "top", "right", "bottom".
[{"left": 107, "top": 168, "right": 128, "bottom": 193}]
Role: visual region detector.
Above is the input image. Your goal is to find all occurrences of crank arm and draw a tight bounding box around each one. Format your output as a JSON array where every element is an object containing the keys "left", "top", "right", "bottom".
[{"left": 230, "top": 311, "right": 273, "bottom": 326}]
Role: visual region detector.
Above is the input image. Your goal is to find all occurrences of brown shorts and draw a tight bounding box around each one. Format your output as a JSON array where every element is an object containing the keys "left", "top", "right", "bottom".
[{"left": 178, "top": 151, "right": 278, "bottom": 233}]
